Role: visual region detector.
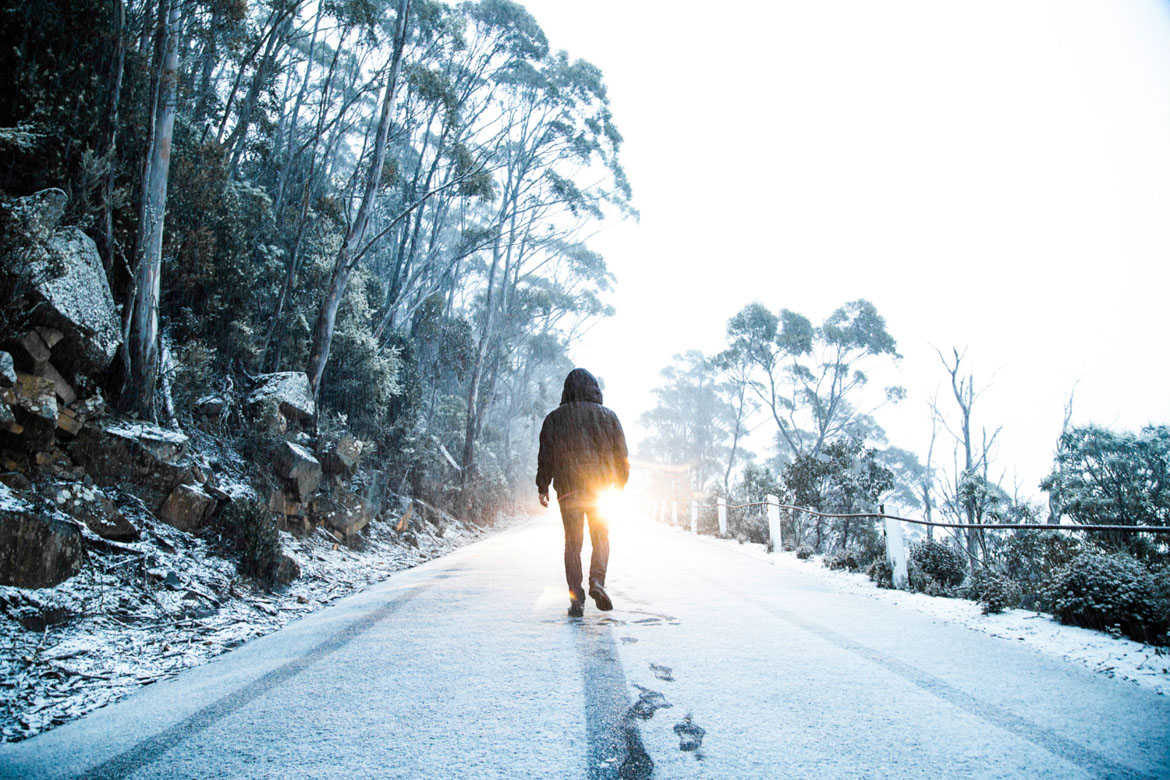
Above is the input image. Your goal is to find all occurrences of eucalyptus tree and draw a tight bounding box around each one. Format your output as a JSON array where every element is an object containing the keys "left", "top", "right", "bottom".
[
  {"left": 306, "top": 0, "right": 413, "bottom": 398},
  {"left": 456, "top": 41, "right": 632, "bottom": 495},
  {"left": 123, "top": 0, "right": 181, "bottom": 418},
  {"left": 931, "top": 346, "right": 1004, "bottom": 567},
  {"left": 640, "top": 351, "right": 733, "bottom": 496},
  {"left": 724, "top": 299, "right": 903, "bottom": 464}
]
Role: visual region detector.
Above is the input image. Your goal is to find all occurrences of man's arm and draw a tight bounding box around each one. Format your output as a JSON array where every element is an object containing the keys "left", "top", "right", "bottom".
[{"left": 536, "top": 415, "right": 553, "bottom": 504}]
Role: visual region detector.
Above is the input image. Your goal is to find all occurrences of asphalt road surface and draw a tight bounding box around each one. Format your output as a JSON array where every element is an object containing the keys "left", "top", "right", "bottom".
[{"left": 3, "top": 514, "right": 1168, "bottom": 779}]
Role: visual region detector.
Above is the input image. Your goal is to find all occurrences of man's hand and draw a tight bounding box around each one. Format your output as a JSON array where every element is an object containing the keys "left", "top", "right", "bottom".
[{"left": 539, "top": 492, "right": 549, "bottom": 508}]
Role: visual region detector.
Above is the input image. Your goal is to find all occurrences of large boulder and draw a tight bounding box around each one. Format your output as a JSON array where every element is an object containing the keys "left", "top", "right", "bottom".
[
  {"left": 318, "top": 434, "right": 362, "bottom": 476},
  {"left": 315, "top": 489, "right": 373, "bottom": 538},
  {"left": 274, "top": 442, "right": 321, "bottom": 503},
  {"left": 247, "top": 372, "right": 315, "bottom": 425},
  {"left": 69, "top": 420, "right": 194, "bottom": 511},
  {"left": 158, "top": 483, "right": 217, "bottom": 533},
  {"left": 52, "top": 482, "right": 138, "bottom": 541},
  {"left": 22, "top": 227, "right": 121, "bottom": 377},
  {"left": 0, "top": 485, "right": 82, "bottom": 588}
]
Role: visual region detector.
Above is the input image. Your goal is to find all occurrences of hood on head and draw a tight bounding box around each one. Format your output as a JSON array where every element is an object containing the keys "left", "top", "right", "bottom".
[{"left": 560, "top": 368, "right": 602, "bottom": 405}]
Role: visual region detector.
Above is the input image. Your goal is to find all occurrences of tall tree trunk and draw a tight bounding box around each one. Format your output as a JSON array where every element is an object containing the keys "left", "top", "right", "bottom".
[
  {"left": 125, "top": 0, "right": 179, "bottom": 418},
  {"left": 99, "top": 0, "right": 125, "bottom": 274},
  {"left": 306, "top": 0, "right": 411, "bottom": 397}
]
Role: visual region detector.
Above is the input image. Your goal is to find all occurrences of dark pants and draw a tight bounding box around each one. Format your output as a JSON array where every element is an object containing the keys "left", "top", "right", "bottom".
[{"left": 559, "top": 494, "right": 609, "bottom": 603}]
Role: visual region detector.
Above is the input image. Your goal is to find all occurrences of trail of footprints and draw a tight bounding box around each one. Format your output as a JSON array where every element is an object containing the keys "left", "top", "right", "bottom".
[
  {"left": 624, "top": 658, "right": 707, "bottom": 758},
  {"left": 603, "top": 597, "right": 706, "bottom": 759}
]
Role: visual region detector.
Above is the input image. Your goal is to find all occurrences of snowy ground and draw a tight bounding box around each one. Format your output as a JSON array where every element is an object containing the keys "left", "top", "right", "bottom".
[
  {"left": 0, "top": 507, "right": 506, "bottom": 742},
  {"left": 683, "top": 527, "right": 1170, "bottom": 697},
  {"left": 2, "top": 513, "right": 1166, "bottom": 779}
]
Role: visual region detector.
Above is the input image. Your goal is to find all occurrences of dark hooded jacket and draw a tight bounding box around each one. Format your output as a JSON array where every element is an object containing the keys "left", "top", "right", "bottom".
[{"left": 536, "top": 368, "right": 629, "bottom": 496}]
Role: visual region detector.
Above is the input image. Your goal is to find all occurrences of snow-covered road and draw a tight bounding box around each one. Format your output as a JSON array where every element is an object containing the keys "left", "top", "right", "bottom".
[{"left": 2, "top": 515, "right": 1167, "bottom": 779}]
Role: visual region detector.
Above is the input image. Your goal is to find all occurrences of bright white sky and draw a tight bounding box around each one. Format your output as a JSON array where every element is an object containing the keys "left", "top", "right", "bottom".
[{"left": 520, "top": 0, "right": 1170, "bottom": 502}]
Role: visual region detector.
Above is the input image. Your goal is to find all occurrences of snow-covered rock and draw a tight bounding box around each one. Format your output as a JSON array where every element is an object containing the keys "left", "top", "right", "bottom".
[
  {"left": 69, "top": 421, "right": 195, "bottom": 511},
  {"left": 1, "top": 188, "right": 66, "bottom": 243},
  {"left": 247, "top": 372, "right": 315, "bottom": 425},
  {"left": 274, "top": 442, "right": 321, "bottom": 503},
  {"left": 318, "top": 434, "right": 362, "bottom": 476},
  {"left": 24, "top": 229, "right": 121, "bottom": 377},
  {"left": 52, "top": 482, "right": 138, "bottom": 542},
  {"left": 0, "top": 484, "right": 82, "bottom": 588},
  {"left": 315, "top": 490, "right": 373, "bottom": 538}
]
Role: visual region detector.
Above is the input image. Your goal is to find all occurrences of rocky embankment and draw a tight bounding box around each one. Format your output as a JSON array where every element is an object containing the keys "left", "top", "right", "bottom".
[{"left": 0, "top": 190, "right": 488, "bottom": 741}]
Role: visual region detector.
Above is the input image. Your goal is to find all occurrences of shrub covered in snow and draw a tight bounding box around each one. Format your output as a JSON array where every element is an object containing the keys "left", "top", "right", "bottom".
[
  {"left": 1043, "top": 552, "right": 1170, "bottom": 645},
  {"left": 992, "top": 530, "right": 1084, "bottom": 609},
  {"left": 972, "top": 570, "right": 1023, "bottom": 615},
  {"left": 826, "top": 551, "right": 860, "bottom": 571},
  {"left": 866, "top": 557, "right": 893, "bottom": 589},
  {"left": 907, "top": 539, "right": 967, "bottom": 595},
  {"left": 795, "top": 545, "right": 814, "bottom": 560}
]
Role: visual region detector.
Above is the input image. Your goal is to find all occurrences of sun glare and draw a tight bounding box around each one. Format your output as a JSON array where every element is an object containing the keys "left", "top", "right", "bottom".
[{"left": 597, "top": 487, "right": 632, "bottom": 525}]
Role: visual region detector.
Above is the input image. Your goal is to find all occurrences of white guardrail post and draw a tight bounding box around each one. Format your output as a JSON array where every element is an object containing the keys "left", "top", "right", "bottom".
[
  {"left": 690, "top": 501, "right": 698, "bottom": 534},
  {"left": 766, "top": 495, "right": 782, "bottom": 552},
  {"left": 717, "top": 497, "right": 727, "bottom": 537},
  {"left": 883, "top": 505, "right": 910, "bottom": 590}
]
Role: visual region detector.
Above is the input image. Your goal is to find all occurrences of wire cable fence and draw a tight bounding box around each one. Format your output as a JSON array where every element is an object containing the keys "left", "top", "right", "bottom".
[
  {"left": 650, "top": 496, "right": 1168, "bottom": 586},
  {"left": 687, "top": 500, "right": 1170, "bottom": 534}
]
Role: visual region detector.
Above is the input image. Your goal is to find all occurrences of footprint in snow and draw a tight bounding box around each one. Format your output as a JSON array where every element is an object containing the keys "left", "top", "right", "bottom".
[
  {"left": 628, "top": 684, "right": 672, "bottom": 720},
  {"left": 649, "top": 663, "right": 673, "bottom": 681},
  {"left": 674, "top": 714, "right": 705, "bottom": 752}
]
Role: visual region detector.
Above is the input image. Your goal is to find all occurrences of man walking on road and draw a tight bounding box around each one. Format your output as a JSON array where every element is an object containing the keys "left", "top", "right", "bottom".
[{"left": 537, "top": 368, "right": 630, "bottom": 617}]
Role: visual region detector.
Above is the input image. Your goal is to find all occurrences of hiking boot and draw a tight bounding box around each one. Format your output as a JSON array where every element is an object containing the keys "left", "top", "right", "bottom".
[
  {"left": 588, "top": 582, "right": 613, "bottom": 611},
  {"left": 568, "top": 601, "right": 584, "bottom": 618}
]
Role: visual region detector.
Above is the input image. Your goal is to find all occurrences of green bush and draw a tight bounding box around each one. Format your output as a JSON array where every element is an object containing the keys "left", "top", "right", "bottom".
[
  {"left": 826, "top": 551, "right": 860, "bottom": 571},
  {"left": 1043, "top": 552, "right": 1169, "bottom": 645},
  {"left": 972, "top": 570, "right": 1023, "bottom": 615},
  {"left": 866, "top": 557, "right": 893, "bottom": 589},
  {"left": 212, "top": 500, "right": 283, "bottom": 589},
  {"left": 908, "top": 540, "right": 967, "bottom": 594},
  {"left": 995, "top": 530, "right": 1084, "bottom": 609}
]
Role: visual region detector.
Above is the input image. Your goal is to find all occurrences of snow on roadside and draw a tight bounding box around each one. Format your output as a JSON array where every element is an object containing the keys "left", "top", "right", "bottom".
[
  {"left": 679, "top": 526, "right": 1170, "bottom": 697},
  {"left": 0, "top": 510, "right": 516, "bottom": 743}
]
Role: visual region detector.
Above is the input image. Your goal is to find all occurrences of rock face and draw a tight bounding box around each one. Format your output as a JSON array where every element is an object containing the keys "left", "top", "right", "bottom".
[
  {"left": 52, "top": 482, "right": 138, "bottom": 541},
  {"left": 24, "top": 227, "right": 121, "bottom": 377},
  {"left": 274, "top": 442, "right": 322, "bottom": 503},
  {"left": 0, "top": 485, "right": 82, "bottom": 588},
  {"left": 69, "top": 421, "right": 194, "bottom": 511},
  {"left": 158, "top": 483, "right": 217, "bottom": 533},
  {"left": 247, "top": 373, "right": 315, "bottom": 425}
]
